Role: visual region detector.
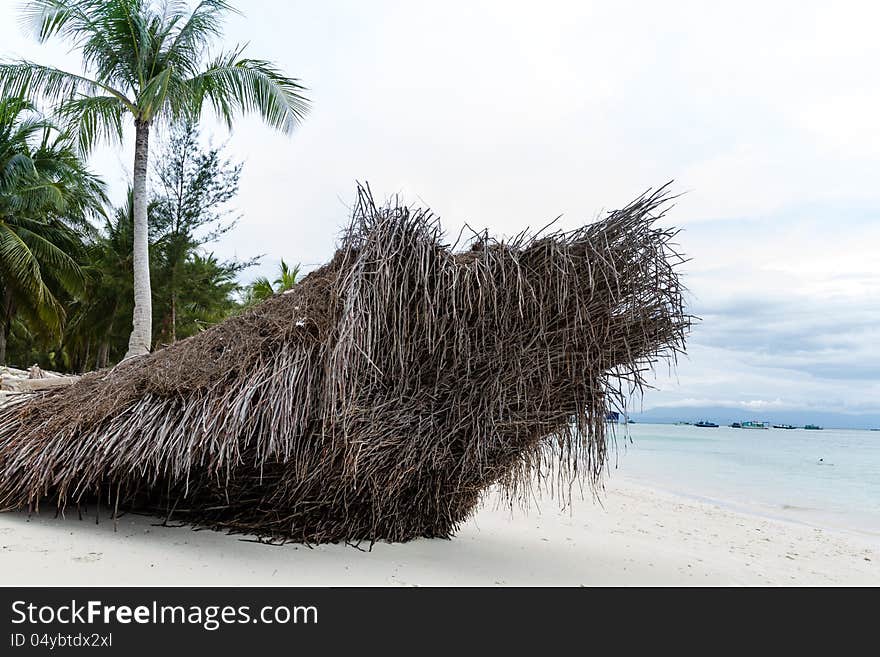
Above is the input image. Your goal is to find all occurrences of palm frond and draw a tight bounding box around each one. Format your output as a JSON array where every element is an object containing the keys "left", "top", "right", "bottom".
[
  {"left": 249, "top": 276, "right": 274, "bottom": 301},
  {"left": 57, "top": 94, "right": 125, "bottom": 154},
  {"left": 189, "top": 49, "right": 310, "bottom": 134},
  {"left": 0, "top": 221, "right": 44, "bottom": 301},
  {"left": 165, "top": 1, "right": 237, "bottom": 77},
  {"left": 0, "top": 60, "right": 134, "bottom": 114},
  {"left": 137, "top": 66, "right": 175, "bottom": 122},
  {"left": 274, "top": 259, "right": 300, "bottom": 291},
  {"left": 1, "top": 153, "right": 37, "bottom": 195},
  {"left": 20, "top": 0, "right": 104, "bottom": 42},
  {"left": 6, "top": 283, "right": 64, "bottom": 338},
  {"left": 14, "top": 223, "right": 85, "bottom": 295}
]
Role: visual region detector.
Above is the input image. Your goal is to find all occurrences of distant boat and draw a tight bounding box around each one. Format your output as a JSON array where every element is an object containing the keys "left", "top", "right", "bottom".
[
  {"left": 730, "top": 422, "right": 741, "bottom": 428},
  {"left": 674, "top": 421, "right": 692, "bottom": 426},
  {"left": 740, "top": 420, "right": 770, "bottom": 429},
  {"left": 772, "top": 424, "right": 796, "bottom": 429},
  {"left": 804, "top": 424, "right": 823, "bottom": 430},
  {"left": 695, "top": 420, "right": 719, "bottom": 428}
]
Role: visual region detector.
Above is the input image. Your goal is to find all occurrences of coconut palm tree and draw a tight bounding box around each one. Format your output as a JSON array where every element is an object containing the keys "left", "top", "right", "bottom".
[
  {"left": 246, "top": 258, "right": 300, "bottom": 303},
  {"left": 0, "top": 0, "right": 309, "bottom": 359},
  {"left": 0, "top": 97, "right": 106, "bottom": 365}
]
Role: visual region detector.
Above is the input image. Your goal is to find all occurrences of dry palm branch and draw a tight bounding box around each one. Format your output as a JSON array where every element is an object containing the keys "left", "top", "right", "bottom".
[{"left": 0, "top": 184, "right": 689, "bottom": 543}]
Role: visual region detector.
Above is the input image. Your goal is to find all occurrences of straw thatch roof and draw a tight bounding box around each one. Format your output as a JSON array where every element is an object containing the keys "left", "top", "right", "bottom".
[{"left": 0, "top": 184, "right": 689, "bottom": 543}]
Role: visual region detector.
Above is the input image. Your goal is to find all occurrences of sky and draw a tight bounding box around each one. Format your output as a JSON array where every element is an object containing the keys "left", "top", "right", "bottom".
[{"left": 1, "top": 0, "right": 878, "bottom": 420}]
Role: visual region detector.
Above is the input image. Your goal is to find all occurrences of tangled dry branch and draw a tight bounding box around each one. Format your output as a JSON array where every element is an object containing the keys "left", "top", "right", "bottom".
[{"left": 0, "top": 184, "right": 690, "bottom": 543}]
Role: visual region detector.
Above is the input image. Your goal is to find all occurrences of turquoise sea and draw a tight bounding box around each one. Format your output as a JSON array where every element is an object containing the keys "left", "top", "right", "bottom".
[{"left": 609, "top": 423, "right": 880, "bottom": 537}]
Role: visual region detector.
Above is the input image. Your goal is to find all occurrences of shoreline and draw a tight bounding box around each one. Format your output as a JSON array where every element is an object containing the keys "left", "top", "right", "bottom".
[{"left": 0, "top": 476, "right": 875, "bottom": 586}]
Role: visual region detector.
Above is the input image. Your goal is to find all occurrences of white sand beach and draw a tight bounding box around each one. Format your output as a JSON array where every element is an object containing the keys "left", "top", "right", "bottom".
[{"left": 0, "top": 476, "right": 875, "bottom": 586}]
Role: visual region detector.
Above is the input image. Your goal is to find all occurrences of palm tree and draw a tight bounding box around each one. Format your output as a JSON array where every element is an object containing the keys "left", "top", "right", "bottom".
[
  {"left": 0, "top": 97, "right": 106, "bottom": 364},
  {"left": 0, "top": 0, "right": 309, "bottom": 359},
  {"left": 273, "top": 259, "right": 300, "bottom": 292},
  {"left": 247, "top": 258, "right": 300, "bottom": 303}
]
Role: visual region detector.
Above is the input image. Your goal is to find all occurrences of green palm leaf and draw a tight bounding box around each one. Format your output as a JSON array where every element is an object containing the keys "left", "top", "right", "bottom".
[
  {"left": 0, "top": 222, "right": 44, "bottom": 300},
  {"left": 189, "top": 50, "right": 310, "bottom": 133},
  {"left": 58, "top": 95, "right": 126, "bottom": 154},
  {"left": 14, "top": 224, "right": 85, "bottom": 294}
]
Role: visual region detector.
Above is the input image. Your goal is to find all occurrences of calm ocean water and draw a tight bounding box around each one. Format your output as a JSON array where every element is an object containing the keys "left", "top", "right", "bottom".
[{"left": 608, "top": 423, "right": 880, "bottom": 536}]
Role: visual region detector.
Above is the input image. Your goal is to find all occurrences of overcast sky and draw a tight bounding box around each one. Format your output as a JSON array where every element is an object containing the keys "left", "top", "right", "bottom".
[{"left": 2, "top": 0, "right": 878, "bottom": 417}]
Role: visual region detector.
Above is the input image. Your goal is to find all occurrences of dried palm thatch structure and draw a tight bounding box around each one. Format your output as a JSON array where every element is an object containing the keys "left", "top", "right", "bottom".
[{"left": 0, "top": 184, "right": 689, "bottom": 543}]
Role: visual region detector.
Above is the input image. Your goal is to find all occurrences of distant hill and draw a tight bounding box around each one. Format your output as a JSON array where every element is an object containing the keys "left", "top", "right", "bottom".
[{"left": 627, "top": 406, "right": 880, "bottom": 430}]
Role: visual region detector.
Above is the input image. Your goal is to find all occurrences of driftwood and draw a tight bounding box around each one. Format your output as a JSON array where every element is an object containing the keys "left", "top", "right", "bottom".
[
  {"left": 0, "top": 376, "right": 80, "bottom": 392},
  {"left": 0, "top": 184, "right": 690, "bottom": 543}
]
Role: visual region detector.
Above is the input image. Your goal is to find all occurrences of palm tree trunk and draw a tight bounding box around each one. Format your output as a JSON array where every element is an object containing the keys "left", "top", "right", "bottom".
[
  {"left": 124, "top": 120, "right": 153, "bottom": 359},
  {"left": 170, "top": 290, "right": 177, "bottom": 343},
  {"left": 96, "top": 340, "right": 110, "bottom": 370},
  {"left": 0, "top": 287, "right": 12, "bottom": 366},
  {"left": 82, "top": 337, "right": 91, "bottom": 372}
]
